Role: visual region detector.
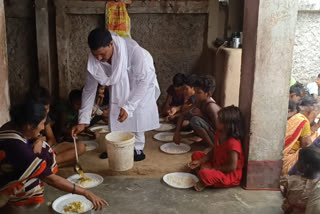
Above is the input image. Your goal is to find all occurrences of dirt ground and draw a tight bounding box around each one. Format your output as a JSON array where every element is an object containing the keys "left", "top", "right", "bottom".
[{"left": 57, "top": 126, "right": 206, "bottom": 179}]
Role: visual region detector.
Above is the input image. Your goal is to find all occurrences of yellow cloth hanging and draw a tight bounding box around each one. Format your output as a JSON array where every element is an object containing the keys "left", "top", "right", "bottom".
[{"left": 106, "top": 1, "right": 131, "bottom": 38}]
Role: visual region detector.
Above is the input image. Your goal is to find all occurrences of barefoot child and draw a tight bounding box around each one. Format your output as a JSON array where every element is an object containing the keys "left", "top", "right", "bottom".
[
  {"left": 91, "top": 85, "right": 110, "bottom": 126},
  {"left": 167, "top": 74, "right": 197, "bottom": 123},
  {"left": 57, "top": 89, "right": 83, "bottom": 142},
  {"left": 28, "top": 87, "right": 86, "bottom": 168},
  {"left": 174, "top": 75, "right": 221, "bottom": 152},
  {"left": 281, "top": 147, "right": 320, "bottom": 214},
  {"left": 188, "top": 105, "right": 245, "bottom": 191},
  {"left": 160, "top": 73, "right": 186, "bottom": 117}
]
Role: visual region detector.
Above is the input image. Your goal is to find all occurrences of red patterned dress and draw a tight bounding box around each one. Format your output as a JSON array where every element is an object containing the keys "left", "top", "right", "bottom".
[{"left": 192, "top": 131, "right": 244, "bottom": 187}]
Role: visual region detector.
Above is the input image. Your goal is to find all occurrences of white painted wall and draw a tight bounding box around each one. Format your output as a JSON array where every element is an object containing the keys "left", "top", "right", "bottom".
[{"left": 292, "top": 0, "right": 320, "bottom": 85}]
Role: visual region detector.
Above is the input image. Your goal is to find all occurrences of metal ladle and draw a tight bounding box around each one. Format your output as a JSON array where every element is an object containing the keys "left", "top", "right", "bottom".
[{"left": 72, "top": 137, "right": 83, "bottom": 173}]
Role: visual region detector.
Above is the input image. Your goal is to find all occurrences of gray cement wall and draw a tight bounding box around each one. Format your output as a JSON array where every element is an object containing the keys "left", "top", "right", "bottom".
[
  {"left": 291, "top": 0, "right": 320, "bottom": 85},
  {"left": 5, "top": 0, "right": 240, "bottom": 106},
  {"left": 0, "top": 0, "right": 10, "bottom": 126},
  {"left": 4, "top": 0, "right": 38, "bottom": 105},
  {"left": 66, "top": 13, "right": 207, "bottom": 104}
]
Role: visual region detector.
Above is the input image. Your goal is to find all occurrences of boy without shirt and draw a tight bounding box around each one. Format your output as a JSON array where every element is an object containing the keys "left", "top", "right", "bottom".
[{"left": 174, "top": 75, "right": 221, "bottom": 153}]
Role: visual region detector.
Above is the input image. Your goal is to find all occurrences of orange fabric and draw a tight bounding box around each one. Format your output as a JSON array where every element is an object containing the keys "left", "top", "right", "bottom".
[
  {"left": 106, "top": 2, "right": 131, "bottom": 37},
  {"left": 5, "top": 161, "right": 47, "bottom": 196},
  {"left": 52, "top": 165, "right": 58, "bottom": 175},
  {"left": 12, "top": 196, "right": 44, "bottom": 206},
  {"left": 282, "top": 113, "right": 310, "bottom": 176}
]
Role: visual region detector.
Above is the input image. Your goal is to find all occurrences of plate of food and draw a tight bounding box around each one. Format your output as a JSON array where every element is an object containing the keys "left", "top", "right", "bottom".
[
  {"left": 155, "top": 123, "right": 176, "bottom": 132},
  {"left": 81, "top": 141, "right": 98, "bottom": 151},
  {"left": 153, "top": 132, "right": 175, "bottom": 142},
  {"left": 89, "top": 125, "right": 109, "bottom": 134},
  {"left": 160, "top": 143, "right": 191, "bottom": 154},
  {"left": 163, "top": 172, "right": 199, "bottom": 189},
  {"left": 52, "top": 194, "right": 93, "bottom": 214},
  {"left": 67, "top": 173, "right": 103, "bottom": 189}
]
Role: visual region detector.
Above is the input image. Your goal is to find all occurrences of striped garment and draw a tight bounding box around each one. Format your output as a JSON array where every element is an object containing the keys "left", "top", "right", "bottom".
[{"left": 0, "top": 130, "right": 58, "bottom": 206}]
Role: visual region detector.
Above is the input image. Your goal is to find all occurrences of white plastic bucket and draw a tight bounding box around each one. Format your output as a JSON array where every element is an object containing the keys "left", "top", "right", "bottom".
[
  {"left": 105, "top": 132, "right": 135, "bottom": 171},
  {"left": 89, "top": 126, "right": 109, "bottom": 153}
]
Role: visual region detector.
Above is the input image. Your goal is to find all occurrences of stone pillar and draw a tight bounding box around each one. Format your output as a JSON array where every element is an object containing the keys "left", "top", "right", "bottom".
[
  {"left": 0, "top": 0, "right": 10, "bottom": 126},
  {"left": 240, "top": 0, "right": 298, "bottom": 189}
]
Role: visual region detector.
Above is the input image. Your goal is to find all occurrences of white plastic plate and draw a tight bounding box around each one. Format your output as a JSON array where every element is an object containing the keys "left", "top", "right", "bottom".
[
  {"left": 67, "top": 173, "right": 103, "bottom": 189},
  {"left": 52, "top": 193, "right": 93, "bottom": 214},
  {"left": 163, "top": 172, "right": 199, "bottom": 189},
  {"left": 159, "top": 117, "right": 166, "bottom": 122},
  {"left": 81, "top": 141, "right": 98, "bottom": 151},
  {"left": 160, "top": 143, "right": 191, "bottom": 154},
  {"left": 89, "top": 125, "right": 109, "bottom": 133},
  {"left": 155, "top": 123, "right": 176, "bottom": 132},
  {"left": 153, "top": 132, "right": 175, "bottom": 142}
]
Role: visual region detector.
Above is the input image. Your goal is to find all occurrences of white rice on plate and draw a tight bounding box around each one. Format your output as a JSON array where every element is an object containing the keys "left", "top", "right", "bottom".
[{"left": 166, "top": 174, "right": 196, "bottom": 188}]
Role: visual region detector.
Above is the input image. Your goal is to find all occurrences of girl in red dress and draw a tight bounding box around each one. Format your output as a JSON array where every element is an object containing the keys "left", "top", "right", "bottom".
[{"left": 188, "top": 105, "right": 245, "bottom": 191}]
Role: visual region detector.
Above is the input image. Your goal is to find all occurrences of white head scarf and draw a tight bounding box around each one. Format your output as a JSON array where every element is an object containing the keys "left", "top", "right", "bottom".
[{"left": 87, "top": 31, "right": 130, "bottom": 107}]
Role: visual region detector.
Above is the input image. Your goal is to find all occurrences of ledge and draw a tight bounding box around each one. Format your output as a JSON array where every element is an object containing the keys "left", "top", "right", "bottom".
[
  {"left": 210, "top": 46, "right": 242, "bottom": 56},
  {"left": 55, "top": 0, "right": 209, "bottom": 14}
]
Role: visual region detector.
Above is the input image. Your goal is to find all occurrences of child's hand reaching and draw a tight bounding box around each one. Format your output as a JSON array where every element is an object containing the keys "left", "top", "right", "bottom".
[
  {"left": 188, "top": 160, "right": 201, "bottom": 169},
  {"left": 167, "top": 107, "right": 178, "bottom": 117},
  {"left": 173, "top": 133, "right": 181, "bottom": 144}
]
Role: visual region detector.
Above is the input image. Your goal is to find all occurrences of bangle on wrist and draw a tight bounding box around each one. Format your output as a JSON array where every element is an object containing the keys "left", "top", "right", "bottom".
[{"left": 72, "top": 183, "right": 76, "bottom": 194}]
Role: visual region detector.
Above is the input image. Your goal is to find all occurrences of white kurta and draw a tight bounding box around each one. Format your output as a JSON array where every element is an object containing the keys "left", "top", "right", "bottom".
[{"left": 78, "top": 34, "right": 160, "bottom": 133}]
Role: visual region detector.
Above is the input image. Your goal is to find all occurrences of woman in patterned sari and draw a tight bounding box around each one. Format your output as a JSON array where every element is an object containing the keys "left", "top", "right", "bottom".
[
  {"left": 282, "top": 96, "right": 319, "bottom": 175},
  {"left": 0, "top": 100, "right": 108, "bottom": 210}
]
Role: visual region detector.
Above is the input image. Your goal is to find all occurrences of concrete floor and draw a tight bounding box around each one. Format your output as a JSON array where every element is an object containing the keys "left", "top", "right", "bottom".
[
  {"left": 28, "top": 177, "right": 283, "bottom": 214},
  {"left": 2, "top": 129, "right": 284, "bottom": 214}
]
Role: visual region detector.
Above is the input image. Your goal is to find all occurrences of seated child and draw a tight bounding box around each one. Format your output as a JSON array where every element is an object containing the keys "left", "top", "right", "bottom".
[
  {"left": 174, "top": 75, "right": 221, "bottom": 152},
  {"left": 90, "top": 85, "right": 109, "bottom": 126},
  {"left": 188, "top": 105, "right": 245, "bottom": 191},
  {"left": 281, "top": 147, "right": 320, "bottom": 214},
  {"left": 160, "top": 73, "right": 186, "bottom": 117},
  {"left": 167, "top": 74, "right": 196, "bottom": 122},
  {"left": 28, "top": 86, "right": 86, "bottom": 168},
  {"left": 56, "top": 89, "right": 84, "bottom": 142}
]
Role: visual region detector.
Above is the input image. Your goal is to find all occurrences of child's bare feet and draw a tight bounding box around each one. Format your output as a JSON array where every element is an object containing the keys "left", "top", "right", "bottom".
[{"left": 194, "top": 180, "right": 206, "bottom": 191}]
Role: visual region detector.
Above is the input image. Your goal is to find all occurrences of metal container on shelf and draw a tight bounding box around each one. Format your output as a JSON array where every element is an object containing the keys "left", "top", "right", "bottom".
[{"left": 232, "top": 37, "right": 240, "bottom": 48}]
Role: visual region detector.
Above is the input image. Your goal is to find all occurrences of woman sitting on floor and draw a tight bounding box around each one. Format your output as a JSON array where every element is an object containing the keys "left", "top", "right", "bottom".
[
  {"left": 282, "top": 96, "right": 320, "bottom": 176},
  {"left": 0, "top": 100, "right": 108, "bottom": 210}
]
